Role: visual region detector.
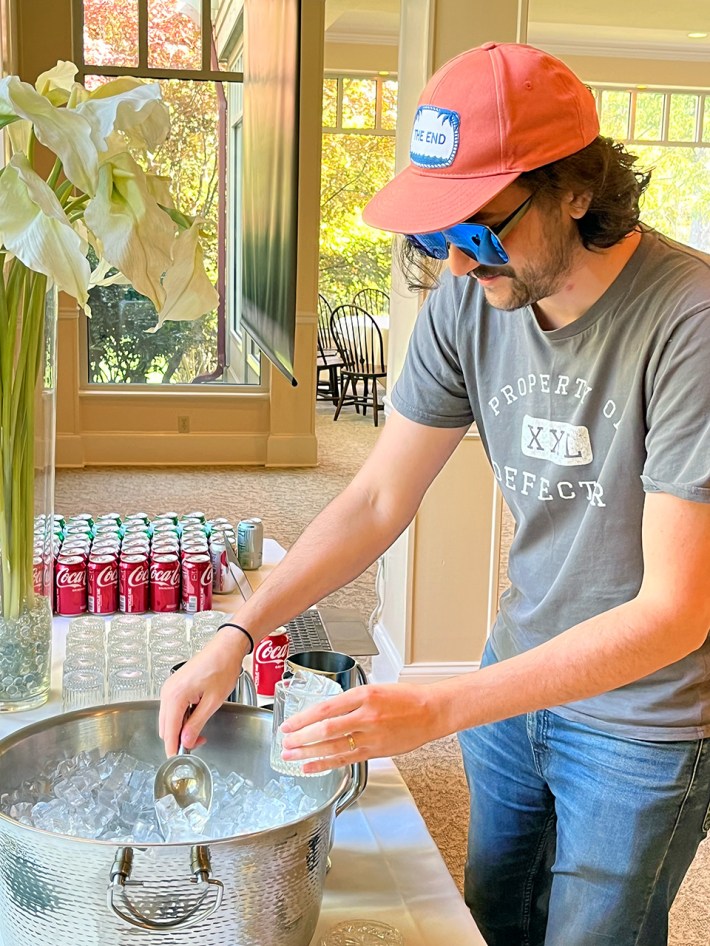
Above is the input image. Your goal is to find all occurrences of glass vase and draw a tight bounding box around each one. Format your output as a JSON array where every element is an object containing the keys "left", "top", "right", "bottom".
[{"left": 0, "top": 278, "right": 57, "bottom": 712}]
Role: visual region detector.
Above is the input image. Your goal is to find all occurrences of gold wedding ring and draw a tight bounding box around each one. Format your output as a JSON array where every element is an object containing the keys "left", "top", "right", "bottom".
[{"left": 347, "top": 734, "right": 357, "bottom": 753}]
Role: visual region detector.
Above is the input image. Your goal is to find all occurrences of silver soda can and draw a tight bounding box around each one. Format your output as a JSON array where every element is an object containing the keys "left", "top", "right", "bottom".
[{"left": 237, "top": 517, "right": 263, "bottom": 570}]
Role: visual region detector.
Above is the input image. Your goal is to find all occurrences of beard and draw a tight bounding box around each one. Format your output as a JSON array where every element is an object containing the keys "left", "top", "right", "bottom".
[{"left": 473, "top": 214, "right": 581, "bottom": 311}]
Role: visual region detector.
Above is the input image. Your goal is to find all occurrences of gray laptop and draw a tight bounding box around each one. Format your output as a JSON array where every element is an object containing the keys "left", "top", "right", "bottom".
[{"left": 226, "top": 556, "right": 378, "bottom": 658}]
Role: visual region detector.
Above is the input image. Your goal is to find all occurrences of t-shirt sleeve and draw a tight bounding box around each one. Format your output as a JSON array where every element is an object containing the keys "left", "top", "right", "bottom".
[
  {"left": 390, "top": 274, "right": 475, "bottom": 429},
  {"left": 641, "top": 308, "right": 710, "bottom": 502}
]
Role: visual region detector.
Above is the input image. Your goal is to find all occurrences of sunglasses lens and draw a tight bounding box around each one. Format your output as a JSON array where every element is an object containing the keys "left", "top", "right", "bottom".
[
  {"left": 406, "top": 233, "right": 449, "bottom": 260},
  {"left": 446, "top": 224, "right": 509, "bottom": 265}
]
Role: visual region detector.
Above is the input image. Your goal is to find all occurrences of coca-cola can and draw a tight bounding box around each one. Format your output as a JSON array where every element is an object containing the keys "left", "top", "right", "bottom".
[
  {"left": 209, "top": 540, "right": 232, "bottom": 594},
  {"left": 55, "top": 556, "right": 87, "bottom": 616},
  {"left": 33, "top": 555, "right": 44, "bottom": 595},
  {"left": 124, "top": 513, "right": 150, "bottom": 525},
  {"left": 180, "top": 554, "right": 213, "bottom": 612},
  {"left": 88, "top": 555, "right": 119, "bottom": 614},
  {"left": 150, "top": 553, "right": 181, "bottom": 612},
  {"left": 253, "top": 631, "right": 290, "bottom": 697},
  {"left": 69, "top": 513, "right": 94, "bottom": 527},
  {"left": 119, "top": 555, "right": 149, "bottom": 613}
]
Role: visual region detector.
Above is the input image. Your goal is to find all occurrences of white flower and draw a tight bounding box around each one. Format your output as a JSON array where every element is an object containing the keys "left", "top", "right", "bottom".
[
  {"left": 150, "top": 219, "right": 218, "bottom": 328},
  {"left": 84, "top": 151, "right": 175, "bottom": 309},
  {"left": 0, "top": 154, "right": 90, "bottom": 306},
  {"left": 76, "top": 78, "right": 170, "bottom": 153},
  {"left": 0, "top": 75, "right": 98, "bottom": 195}
]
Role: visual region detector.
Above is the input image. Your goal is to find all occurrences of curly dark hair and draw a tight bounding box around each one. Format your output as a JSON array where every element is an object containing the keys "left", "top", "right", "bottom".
[{"left": 397, "top": 135, "right": 653, "bottom": 292}]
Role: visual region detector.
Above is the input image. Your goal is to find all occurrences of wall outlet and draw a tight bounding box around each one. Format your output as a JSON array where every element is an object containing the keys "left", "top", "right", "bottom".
[{"left": 177, "top": 416, "right": 190, "bottom": 433}]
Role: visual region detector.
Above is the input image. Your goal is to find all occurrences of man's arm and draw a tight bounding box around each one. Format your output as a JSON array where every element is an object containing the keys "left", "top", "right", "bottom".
[
  {"left": 160, "top": 410, "right": 470, "bottom": 754},
  {"left": 280, "top": 491, "right": 710, "bottom": 770}
]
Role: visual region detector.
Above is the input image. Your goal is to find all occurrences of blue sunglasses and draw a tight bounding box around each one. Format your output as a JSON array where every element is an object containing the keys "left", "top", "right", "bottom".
[{"left": 405, "top": 193, "right": 534, "bottom": 265}]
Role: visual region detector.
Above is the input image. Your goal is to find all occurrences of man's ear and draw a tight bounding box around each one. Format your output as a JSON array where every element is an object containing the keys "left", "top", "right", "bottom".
[{"left": 566, "top": 190, "right": 593, "bottom": 219}]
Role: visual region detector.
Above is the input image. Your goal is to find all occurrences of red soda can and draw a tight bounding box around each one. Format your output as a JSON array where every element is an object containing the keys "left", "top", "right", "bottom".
[
  {"left": 88, "top": 555, "right": 118, "bottom": 614},
  {"left": 55, "top": 556, "right": 87, "bottom": 616},
  {"left": 119, "top": 554, "right": 149, "bottom": 613},
  {"left": 33, "top": 554, "right": 44, "bottom": 595},
  {"left": 150, "top": 553, "right": 181, "bottom": 612},
  {"left": 180, "top": 554, "right": 213, "bottom": 612},
  {"left": 253, "top": 631, "right": 290, "bottom": 697}
]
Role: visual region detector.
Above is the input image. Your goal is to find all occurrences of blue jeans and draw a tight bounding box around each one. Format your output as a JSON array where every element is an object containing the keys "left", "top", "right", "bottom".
[{"left": 458, "top": 642, "right": 710, "bottom": 946}]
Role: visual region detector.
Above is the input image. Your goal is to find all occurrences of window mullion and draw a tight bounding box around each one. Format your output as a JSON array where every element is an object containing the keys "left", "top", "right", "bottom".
[{"left": 137, "top": 0, "right": 149, "bottom": 72}]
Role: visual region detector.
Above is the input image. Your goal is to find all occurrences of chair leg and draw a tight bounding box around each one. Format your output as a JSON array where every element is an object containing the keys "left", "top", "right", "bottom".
[
  {"left": 372, "top": 381, "right": 379, "bottom": 427},
  {"left": 363, "top": 377, "right": 369, "bottom": 416},
  {"left": 333, "top": 377, "right": 348, "bottom": 421},
  {"left": 352, "top": 378, "right": 360, "bottom": 414},
  {"left": 329, "top": 366, "right": 339, "bottom": 405}
]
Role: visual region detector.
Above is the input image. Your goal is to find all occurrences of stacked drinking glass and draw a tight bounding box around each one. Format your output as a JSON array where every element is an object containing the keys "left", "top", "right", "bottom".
[{"left": 61, "top": 610, "right": 227, "bottom": 710}]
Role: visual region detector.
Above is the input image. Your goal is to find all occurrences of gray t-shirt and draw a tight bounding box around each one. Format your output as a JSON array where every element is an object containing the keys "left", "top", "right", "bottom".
[{"left": 391, "top": 230, "right": 710, "bottom": 740}]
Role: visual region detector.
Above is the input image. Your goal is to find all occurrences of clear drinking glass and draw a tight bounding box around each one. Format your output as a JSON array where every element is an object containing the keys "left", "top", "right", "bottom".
[
  {"left": 151, "top": 613, "right": 187, "bottom": 634},
  {"left": 106, "top": 653, "right": 144, "bottom": 676},
  {"left": 64, "top": 640, "right": 105, "bottom": 664},
  {"left": 62, "top": 668, "right": 105, "bottom": 711},
  {"left": 270, "top": 678, "right": 332, "bottom": 778},
  {"left": 150, "top": 638, "right": 190, "bottom": 665},
  {"left": 110, "top": 614, "right": 148, "bottom": 638},
  {"left": 108, "top": 667, "right": 150, "bottom": 703},
  {"left": 150, "top": 658, "right": 178, "bottom": 698},
  {"left": 67, "top": 616, "right": 107, "bottom": 646},
  {"left": 107, "top": 642, "right": 148, "bottom": 673},
  {"left": 63, "top": 653, "right": 105, "bottom": 675},
  {"left": 149, "top": 624, "right": 187, "bottom": 653},
  {"left": 191, "top": 625, "right": 220, "bottom": 655},
  {"left": 191, "top": 610, "right": 225, "bottom": 630}
]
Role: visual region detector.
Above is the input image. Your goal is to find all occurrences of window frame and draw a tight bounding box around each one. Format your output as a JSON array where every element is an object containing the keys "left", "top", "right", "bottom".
[{"left": 71, "top": 0, "right": 266, "bottom": 391}]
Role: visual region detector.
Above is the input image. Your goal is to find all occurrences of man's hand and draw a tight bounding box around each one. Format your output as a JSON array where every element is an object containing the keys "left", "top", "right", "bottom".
[
  {"left": 279, "top": 682, "right": 445, "bottom": 773},
  {"left": 158, "top": 626, "right": 251, "bottom": 756}
]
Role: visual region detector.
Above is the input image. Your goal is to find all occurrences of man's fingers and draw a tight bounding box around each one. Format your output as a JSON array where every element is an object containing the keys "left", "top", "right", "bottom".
[
  {"left": 181, "top": 694, "right": 221, "bottom": 749},
  {"left": 280, "top": 691, "right": 362, "bottom": 735}
]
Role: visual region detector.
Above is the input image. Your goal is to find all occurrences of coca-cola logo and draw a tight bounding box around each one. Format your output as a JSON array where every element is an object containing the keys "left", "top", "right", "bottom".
[
  {"left": 200, "top": 566, "right": 213, "bottom": 588},
  {"left": 255, "top": 638, "right": 289, "bottom": 663},
  {"left": 57, "top": 568, "right": 86, "bottom": 588},
  {"left": 96, "top": 565, "right": 117, "bottom": 587},
  {"left": 127, "top": 565, "right": 149, "bottom": 587},
  {"left": 150, "top": 564, "right": 180, "bottom": 587}
]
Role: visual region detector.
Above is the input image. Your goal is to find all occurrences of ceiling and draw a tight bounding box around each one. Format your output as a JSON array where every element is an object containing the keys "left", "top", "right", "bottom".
[{"left": 324, "top": 0, "right": 710, "bottom": 58}]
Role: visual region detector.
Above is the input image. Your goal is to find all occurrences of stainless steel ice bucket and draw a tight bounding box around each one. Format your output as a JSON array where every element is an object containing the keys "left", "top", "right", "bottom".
[{"left": 0, "top": 702, "right": 363, "bottom": 945}]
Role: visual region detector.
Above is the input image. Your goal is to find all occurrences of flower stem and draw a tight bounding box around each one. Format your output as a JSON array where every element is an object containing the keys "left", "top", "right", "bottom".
[{"left": 0, "top": 260, "right": 47, "bottom": 621}]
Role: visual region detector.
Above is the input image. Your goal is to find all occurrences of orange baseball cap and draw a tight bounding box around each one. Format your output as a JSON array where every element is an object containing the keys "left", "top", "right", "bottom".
[{"left": 363, "top": 42, "right": 599, "bottom": 235}]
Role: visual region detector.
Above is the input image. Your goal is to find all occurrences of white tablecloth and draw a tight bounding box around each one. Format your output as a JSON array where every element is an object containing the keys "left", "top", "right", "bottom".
[{"left": 0, "top": 538, "right": 483, "bottom": 944}]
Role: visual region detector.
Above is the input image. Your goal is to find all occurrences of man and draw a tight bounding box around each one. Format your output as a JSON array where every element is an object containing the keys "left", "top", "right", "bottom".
[{"left": 161, "top": 43, "right": 710, "bottom": 945}]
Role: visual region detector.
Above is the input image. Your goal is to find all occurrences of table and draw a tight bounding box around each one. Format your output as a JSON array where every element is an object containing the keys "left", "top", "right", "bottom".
[{"left": 0, "top": 539, "right": 483, "bottom": 945}]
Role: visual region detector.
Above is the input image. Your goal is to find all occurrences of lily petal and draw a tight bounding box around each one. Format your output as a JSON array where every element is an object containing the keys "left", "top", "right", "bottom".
[
  {"left": 35, "top": 61, "right": 78, "bottom": 105},
  {"left": 77, "top": 81, "right": 170, "bottom": 153},
  {"left": 84, "top": 151, "right": 175, "bottom": 309},
  {"left": 152, "top": 219, "right": 218, "bottom": 328},
  {"left": 0, "top": 154, "right": 90, "bottom": 306},
  {"left": 0, "top": 75, "right": 98, "bottom": 195}
]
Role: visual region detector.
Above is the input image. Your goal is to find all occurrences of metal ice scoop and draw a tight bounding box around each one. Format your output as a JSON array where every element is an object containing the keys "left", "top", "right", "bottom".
[{"left": 154, "top": 707, "right": 213, "bottom": 811}]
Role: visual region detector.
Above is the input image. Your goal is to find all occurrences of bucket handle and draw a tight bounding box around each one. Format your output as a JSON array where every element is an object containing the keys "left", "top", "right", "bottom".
[
  {"left": 335, "top": 662, "right": 369, "bottom": 816},
  {"left": 107, "top": 845, "right": 224, "bottom": 931}
]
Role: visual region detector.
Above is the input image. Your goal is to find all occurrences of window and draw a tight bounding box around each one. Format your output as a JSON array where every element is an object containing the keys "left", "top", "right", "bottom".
[
  {"left": 319, "top": 74, "right": 398, "bottom": 307},
  {"left": 592, "top": 86, "right": 710, "bottom": 252},
  {"left": 73, "top": 0, "right": 259, "bottom": 385}
]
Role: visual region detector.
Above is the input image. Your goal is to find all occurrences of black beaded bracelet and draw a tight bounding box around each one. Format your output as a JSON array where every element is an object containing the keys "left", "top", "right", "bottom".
[{"left": 218, "top": 622, "right": 255, "bottom": 655}]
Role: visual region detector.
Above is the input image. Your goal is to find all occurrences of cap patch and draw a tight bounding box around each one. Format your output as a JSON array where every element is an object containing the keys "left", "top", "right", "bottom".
[{"left": 410, "top": 106, "right": 460, "bottom": 169}]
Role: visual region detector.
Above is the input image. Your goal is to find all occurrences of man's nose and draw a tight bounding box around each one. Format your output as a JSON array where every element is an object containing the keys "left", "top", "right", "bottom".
[{"left": 448, "top": 244, "right": 480, "bottom": 277}]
